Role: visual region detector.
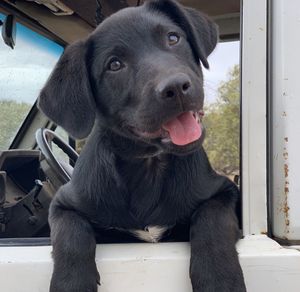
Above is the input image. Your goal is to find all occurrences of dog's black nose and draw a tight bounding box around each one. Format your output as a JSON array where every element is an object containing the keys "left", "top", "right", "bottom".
[{"left": 156, "top": 73, "right": 192, "bottom": 101}]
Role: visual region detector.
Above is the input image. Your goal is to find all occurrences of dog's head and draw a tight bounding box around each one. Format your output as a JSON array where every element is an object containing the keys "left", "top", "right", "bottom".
[{"left": 38, "top": 0, "right": 218, "bottom": 156}]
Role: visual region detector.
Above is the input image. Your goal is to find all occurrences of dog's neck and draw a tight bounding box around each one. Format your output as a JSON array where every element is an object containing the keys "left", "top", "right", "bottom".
[{"left": 98, "top": 126, "right": 166, "bottom": 160}]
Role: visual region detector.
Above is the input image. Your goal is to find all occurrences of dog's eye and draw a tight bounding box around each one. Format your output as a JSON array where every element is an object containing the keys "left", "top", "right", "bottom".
[
  {"left": 108, "top": 58, "right": 123, "bottom": 71},
  {"left": 168, "top": 32, "right": 180, "bottom": 45}
]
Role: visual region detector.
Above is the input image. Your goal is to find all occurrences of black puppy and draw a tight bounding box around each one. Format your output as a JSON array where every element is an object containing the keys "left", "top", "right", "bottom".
[{"left": 38, "top": 0, "right": 246, "bottom": 291}]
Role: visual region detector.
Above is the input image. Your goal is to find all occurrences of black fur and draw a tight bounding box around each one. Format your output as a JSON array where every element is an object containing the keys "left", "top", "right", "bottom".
[{"left": 38, "top": 1, "right": 246, "bottom": 291}]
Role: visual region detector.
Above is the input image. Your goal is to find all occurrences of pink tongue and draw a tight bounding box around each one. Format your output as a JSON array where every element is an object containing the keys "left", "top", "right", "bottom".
[{"left": 162, "top": 112, "right": 202, "bottom": 146}]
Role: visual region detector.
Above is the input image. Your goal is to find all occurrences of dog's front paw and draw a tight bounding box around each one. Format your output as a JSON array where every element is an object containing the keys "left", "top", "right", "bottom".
[
  {"left": 193, "top": 285, "right": 246, "bottom": 292},
  {"left": 50, "top": 276, "right": 99, "bottom": 292},
  {"left": 50, "top": 264, "right": 100, "bottom": 292},
  {"left": 192, "top": 279, "right": 246, "bottom": 292}
]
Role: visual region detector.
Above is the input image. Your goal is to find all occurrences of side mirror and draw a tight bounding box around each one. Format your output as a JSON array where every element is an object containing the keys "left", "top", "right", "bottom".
[{"left": 1, "top": 14, "right": 16, "bottom": 49}]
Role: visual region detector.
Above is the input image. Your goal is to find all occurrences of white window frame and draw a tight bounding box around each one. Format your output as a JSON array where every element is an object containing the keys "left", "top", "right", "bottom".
[
  {"left": 270, "top": 0, "right": 300, "bottom": 243},
  {"left": 241, "top": 0, "right": 268, "bottom": 236}
]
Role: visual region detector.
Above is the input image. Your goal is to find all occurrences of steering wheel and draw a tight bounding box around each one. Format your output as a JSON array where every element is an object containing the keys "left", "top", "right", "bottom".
[{"left": 35, "top": 128, "right": 79, "bottom": 185}]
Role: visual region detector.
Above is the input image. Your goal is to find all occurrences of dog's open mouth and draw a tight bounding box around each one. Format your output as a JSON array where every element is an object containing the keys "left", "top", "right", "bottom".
[{"left": 135, "top": 110, "right": 204, "bottom": 146}]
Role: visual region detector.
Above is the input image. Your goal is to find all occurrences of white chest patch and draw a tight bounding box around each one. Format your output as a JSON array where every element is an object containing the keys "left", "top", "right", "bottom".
[{"left": 130, "top": 226, "right": 168, "bottom": 243}]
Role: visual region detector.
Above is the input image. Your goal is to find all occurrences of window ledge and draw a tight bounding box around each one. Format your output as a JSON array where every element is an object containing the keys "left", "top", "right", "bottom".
[{"left": 0, "top": 235, "right": 299, "bottom": 292}]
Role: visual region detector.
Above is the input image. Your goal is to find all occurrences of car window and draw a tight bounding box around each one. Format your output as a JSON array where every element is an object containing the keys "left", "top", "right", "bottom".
[
  {"left": 203, "top": 41, "right": 240, "bottom": 182},
  {"left": 0, "top": 13, "right": 63, "bottom": 150},
  {"left": 52, "top": 126, "right": 71, "bottom": 164}
]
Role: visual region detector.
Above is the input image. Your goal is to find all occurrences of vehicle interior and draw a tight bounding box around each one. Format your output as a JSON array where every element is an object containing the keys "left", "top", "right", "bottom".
[{"left": 0, "top": 0, "right": 240, "bottom": 244}]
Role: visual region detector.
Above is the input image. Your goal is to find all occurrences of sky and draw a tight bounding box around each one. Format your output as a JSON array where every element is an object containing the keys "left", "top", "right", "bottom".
[
  {"left": 204, "top": 41, "right": 239, "bottom": 103},
  {"left": 0, "top": 12, "right": 239, "bottom": 107},
  {"left": 0, "top": 13, "right": 63, "bottom": 105}
]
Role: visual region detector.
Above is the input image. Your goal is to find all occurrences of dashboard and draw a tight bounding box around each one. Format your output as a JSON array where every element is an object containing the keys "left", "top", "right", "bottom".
[{"left": 0, "top": 150, "right": 54, "bottom": 238}]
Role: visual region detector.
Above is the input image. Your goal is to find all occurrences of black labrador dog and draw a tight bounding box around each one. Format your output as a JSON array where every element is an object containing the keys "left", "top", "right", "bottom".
[{"left": 38, "top": 0, "right": 246, "bottom": 291}]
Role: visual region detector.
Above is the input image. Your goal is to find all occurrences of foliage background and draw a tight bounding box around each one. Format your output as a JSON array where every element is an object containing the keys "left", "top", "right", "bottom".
[
  {"left": 204, "top": 65, "right": 240, "bottom": 175},
  {"left": 0, "top": 100, "right": 31, "bottom": 149}
]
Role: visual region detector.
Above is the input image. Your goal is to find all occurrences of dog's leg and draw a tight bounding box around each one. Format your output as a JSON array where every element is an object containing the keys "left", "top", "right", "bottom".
[
  {"left": 49, "top": 198, "right": 100, "bottom": 292},
  {"left": 190, "top": 183, "right": 246, "bottom": 292}
]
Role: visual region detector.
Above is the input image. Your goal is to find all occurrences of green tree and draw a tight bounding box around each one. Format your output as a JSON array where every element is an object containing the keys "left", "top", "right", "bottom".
[
  {"left": 0, "top": 100, "right": 31, "bottom": 150},
  {"left": 204, "top": 65, "right": 240, "bottom": 175}
]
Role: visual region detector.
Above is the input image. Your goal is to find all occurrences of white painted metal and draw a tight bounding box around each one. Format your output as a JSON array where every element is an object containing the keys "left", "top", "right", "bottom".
[
  {"left": 241, "top": 0, "right": 268, "bottom": 235},
  {"left": 0, "top": 236, "right": 299, "bottom": 292},
  {"left": 271, "top": 0, "right": 300, "bottom": 241}
]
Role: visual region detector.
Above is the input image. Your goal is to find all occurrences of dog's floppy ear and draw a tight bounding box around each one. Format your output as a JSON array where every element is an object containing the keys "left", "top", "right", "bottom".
[
  {"left": 38, "top": 40, "right": 95, "bottom": 139},
  {"left": 146, "top": 0, "right": 218, "bottom": 69}
]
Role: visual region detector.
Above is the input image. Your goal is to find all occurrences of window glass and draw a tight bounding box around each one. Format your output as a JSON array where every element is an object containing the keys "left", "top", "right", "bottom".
[
  {"left": 75, "top": 139, "right": 86, "bottom": 154},
  {"left": 203, "top": 41, "right": 240, "bottom": 181},
  {"left": 52, "top": 126, "right": 70, "bottom": 164},
  {"left": 0, "top": 13, "right": 63, "bottom": 150}
]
